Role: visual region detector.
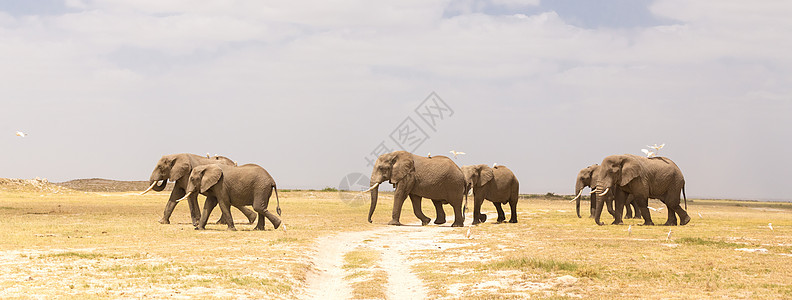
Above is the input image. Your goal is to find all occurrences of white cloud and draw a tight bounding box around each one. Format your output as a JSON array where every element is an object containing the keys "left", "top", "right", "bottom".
[{"left": 0, "top": 1, "right": 790, "bottom": 199}]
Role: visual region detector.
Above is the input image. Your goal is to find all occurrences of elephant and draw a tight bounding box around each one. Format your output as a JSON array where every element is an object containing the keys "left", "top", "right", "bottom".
[
  {"left": 591, "top": 154, "right": 689, "bottom": 226},
  {"left": 462, "top": 164, "right": 519, "bottom": 224},
  {"left": 573, "top": 164, "right": 642, "bottom": 220},
  {"left": 141, "top": 153, "right": 257, "bottom": 226},
  {"left": 183, "top": 163, "right": 282, "bottom": 231},
  {"left": 366, "top": 151, "right": 466, "bottom": 227}
]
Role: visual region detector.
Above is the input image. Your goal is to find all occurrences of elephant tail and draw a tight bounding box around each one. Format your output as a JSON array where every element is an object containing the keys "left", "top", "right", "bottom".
[
  {"left": 273, "top": 184, "right": 282, "bottom": 216},
  {"left": 682, "top": 185, "right": 687, "bottom": 210}
]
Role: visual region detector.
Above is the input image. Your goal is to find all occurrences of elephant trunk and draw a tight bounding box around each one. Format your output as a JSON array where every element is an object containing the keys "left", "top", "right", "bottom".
[
  {"left": 593, "top": 192, "right": 605, "bottom": 226},
  {"left": 153, "top": 179, "right": 167, "bottom": 192},
  {"left": 574, "top": 182, "right": 584, "bottom": 218},
  {"left": 367, "top": 180, "right": 380, "bottom": 223}
]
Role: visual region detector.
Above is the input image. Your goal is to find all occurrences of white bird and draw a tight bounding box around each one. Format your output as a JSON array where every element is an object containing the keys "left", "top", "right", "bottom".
[
  {"left": 466, "top": 227, "right": 472, "bottom": 239},
  {"left": 493, "top": 163, "right": 498, "bottom": 168},
  {"left": 282, "top": 224, "right": 288, "bottom": 233},
  {"left": 16, "top": 131, "right": 27, "bottom": 137},
  {"left": 648, "top": 143, "right": 665, "bottom": 152},
  {"left": 206, "top": 153, "right": 211, "bottom": 158},
  {"left": 628, "top": 224, "right": 632, "bottom": 236},
  {"left": 648, "top": 206, "right": 658, "bottom": 211},
  {"left": 427, "top": 152, "right": 431, "bottom": 158},
  {"left": 698, "top": 212, "right": 703, "bottom": 219},
  {"left": 666, "top": 229, "right": 672, "bottom": 241},
  {"left": 641, "top": 149, "right": 655, "bottom": 158},
  {"left": 449, "top": 150, "right": 466, "bottom": 159},
  {"left": 769, "top": 223, "right": 774, "bottom": 231}
]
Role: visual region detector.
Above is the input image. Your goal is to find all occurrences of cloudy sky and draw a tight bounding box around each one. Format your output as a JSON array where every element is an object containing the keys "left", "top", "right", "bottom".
[{"left": 1, "top": 0, "right": 790, "bottom": 200}]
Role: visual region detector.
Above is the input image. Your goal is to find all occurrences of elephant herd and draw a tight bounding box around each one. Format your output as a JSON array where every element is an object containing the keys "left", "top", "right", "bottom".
[
  {"left": 142, "top": 151, "right": 690, "bottom": 231},
  {"left": 573, "top": 154, "right": 690, "bottom": 226}
]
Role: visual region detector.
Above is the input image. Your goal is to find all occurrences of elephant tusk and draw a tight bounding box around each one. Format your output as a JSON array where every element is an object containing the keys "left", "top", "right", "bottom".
[
  {"left": 569, "top": 190, "right": 584, "bottom": 203},
  {"left": 175, "top": 191, "right": 193, "bottom": 203},
  {"left": 140, "top": 181, "right": 158, "bottom": 195},
  {"left": 361, "top": 182, "right": 380, "bottom": 193},
  {"left": 598, "top": 188, "right": 610, "bottom": 197}
]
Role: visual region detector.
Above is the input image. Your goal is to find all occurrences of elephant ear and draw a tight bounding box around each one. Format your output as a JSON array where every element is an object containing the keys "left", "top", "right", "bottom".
[
  {"left": 479, "top": 165, "right": 494, "bottom": 186},
  {"left": 200, "top": 166, "right": 222, "bottom": 194},
  {"left": 619, "top": 158, "right": 642, "bottom": 187},
  {"left": 169, "top": 157, "right": 191, "bottom": 181},
  {"left": 390, "top": 152, "right": 415, "bottom": 183}
]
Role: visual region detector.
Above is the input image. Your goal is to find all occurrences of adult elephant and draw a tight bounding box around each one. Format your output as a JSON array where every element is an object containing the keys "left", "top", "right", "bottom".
[
  {"left": 141, "top": 153, "right": 257, "bottom": 226},
  {"left": 365, "top": 151, "right": 466, "bottom": 227},
  {"left": 573, "top": 165, "right": 643, "bottom": 220},
  {"left": 462, "top": 164, "right": 519, "bottom": 224},
  {"left": 182, "top": 164, "right": 281, "bottom": 231},
  {"left": 591, "top": 154, "right": 689, "bottom": 226}
]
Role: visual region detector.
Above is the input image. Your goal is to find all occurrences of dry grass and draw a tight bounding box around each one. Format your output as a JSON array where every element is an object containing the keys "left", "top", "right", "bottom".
[
  {"left": 1, "top": 185, "right": 791, "bottom": 299},
  {"left": 344, "top": 248, "right": 388, "bottom": 299}
]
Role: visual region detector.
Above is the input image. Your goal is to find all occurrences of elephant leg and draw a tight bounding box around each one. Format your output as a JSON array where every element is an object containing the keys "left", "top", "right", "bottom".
[
  {"left": 187, "top": 192, "right": 202, "bottom": 227},
  {"left": 159, "top": 188, "right": 185, "bottom": 224},
  {"left": 631, "top": 200, "right": 643, "bottom": 219},
  {"left": 197, "top": 196, "right": 218, "bottom": 230},
  {"left": 663, "top": 203, "right": 678, "bottom": 226},
  {"left": 635, "top": 197, "right": 654, "bottom": 226},
  {"left": 450, "top": 199, "right": 464, "bottom": 227},
  {"left": 253, "top": 188, "right": 280, "bottom": 230},
  {"left": 410, "top": 195, "right": 431, "bottom": 226},
  {"left": 216, "top": 197, "right": 237, "bottom": 231},
  {"left": 624, "top": 202, "right": 634, "bottom": 219},
  {"left": 472, "top": 194, "right": 486, "bottom": 225},
  {"left": 605, "top": 197, "right": 617, "bottom": 218},
  {"left": 388, "top": 189, "right": 408, "bottom": 226},
  {"left": 493, "top": 202, "right": 506, "bottom": 223},
  {"left": 432, "top": 199, "right": 446, "bottom": 225},
  {"left": 508, "top": 198, "right": 518, "bottom": 223},
  {"left": 665, "top": 192, "right": 690, "bottom": 226},
  {"left": 217, "top": 205, "right": 257, "bottom": 225},
  {"left": 611, "top": 190, "right": 625, "bottom": 225}
]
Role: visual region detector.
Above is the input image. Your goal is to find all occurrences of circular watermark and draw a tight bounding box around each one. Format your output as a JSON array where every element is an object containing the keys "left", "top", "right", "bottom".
[{"left": 338, "top": 172, "right": 371, "bottom": 207}]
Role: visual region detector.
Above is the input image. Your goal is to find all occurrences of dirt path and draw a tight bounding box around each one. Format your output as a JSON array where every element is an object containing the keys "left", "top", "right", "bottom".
[{"left": 301, "top": 222, "right": 466, "bottom": 299}]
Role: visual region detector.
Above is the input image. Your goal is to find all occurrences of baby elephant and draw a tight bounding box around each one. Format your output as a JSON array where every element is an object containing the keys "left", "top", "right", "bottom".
[
  {"left": 462, "top": 164, "right": 520, "bottom": 224},
  {"left": 183, "top": 164, "right": 281, "bottom": 231}
]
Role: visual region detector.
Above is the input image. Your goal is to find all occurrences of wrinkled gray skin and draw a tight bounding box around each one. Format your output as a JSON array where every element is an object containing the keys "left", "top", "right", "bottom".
[
  {"left": 575, "top": 165, "right": 642, "bottom": 220},
  {"left": 368, "top": 151, "right": 466, "bottom": 227},
  {"left": 462, "top": 164, "right": 519, "bottom": 224},
  {"left": 147, "top": 153, "right": 256, "bottom": 226},
  {"left": 187, "top": 164, "right": 282, "bottom": 231},
  {"left": 592, "top": 154, "right": 689, "bottom": 226}
]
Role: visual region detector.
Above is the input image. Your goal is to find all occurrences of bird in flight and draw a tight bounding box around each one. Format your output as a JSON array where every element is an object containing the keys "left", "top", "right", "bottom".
[
  {"left": 449, "top": 150, "right": 466, "bottom": 159},
  {"left": 16, "top": 131, "right": 27, "bottom": 137},
  {"left": 641, "top": 149, "right": 655, "bottom": 158}
]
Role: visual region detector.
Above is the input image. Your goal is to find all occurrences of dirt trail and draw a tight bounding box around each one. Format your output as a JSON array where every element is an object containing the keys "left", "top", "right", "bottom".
[{"left": 301, "top": 222, "right": 465, "bottom": 299}]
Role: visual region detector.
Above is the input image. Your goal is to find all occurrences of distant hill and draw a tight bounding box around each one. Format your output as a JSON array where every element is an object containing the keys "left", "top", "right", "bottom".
[
  {"left": 0, "top": 178, "right": 69, "bottom": 193},
  {"left": 55, "top": 178, "right": 173, "bottom": 193}
]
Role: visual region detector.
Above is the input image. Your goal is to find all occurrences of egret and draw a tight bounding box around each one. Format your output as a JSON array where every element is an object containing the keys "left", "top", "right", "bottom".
[
  {"left": 666, "top": 229, "right": 672, "bottom": 241},
  {"left": 641, "top": 149, "right": 655, "bottom": 158},
  {"left": 493, "top": 163, "right": 498, "bottom": 168},
  {"left": 466, "top": 227, "right": 472, "bottom": 239},
  {"left": 449, "top": 150, "right": 466, "bottom": 159},
  {"left": 769, "top": 223, "right": 774, "bottom": 231},
  {"left": 427, "top": 152, "right": 431, "bottom": 158},
  {"left": 16, "top": 131, "right": 27, "bottom": 137},
  {"left": 628, "top": 225, "right": 632, "bottom": 236}
]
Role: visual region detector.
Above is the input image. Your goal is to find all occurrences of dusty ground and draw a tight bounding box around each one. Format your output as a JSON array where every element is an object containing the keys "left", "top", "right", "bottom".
[{"left": 0, "top": 180, "right": 791, "bottom": 299}]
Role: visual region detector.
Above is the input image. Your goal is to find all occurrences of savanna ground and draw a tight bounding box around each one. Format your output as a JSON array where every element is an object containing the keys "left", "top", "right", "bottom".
[{"left": 1, "top": 180, "right": 791, "bottom": 299}]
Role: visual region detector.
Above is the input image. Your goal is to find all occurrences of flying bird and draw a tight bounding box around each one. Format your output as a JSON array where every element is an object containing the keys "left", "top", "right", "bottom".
[
  {"left": 641, "top": 149, "right": 655, "bottom": 158},
  {"left": 769, "top": 223, "right": 774, "bottom": 231},
  {"left": 449, "top": 150, "right": 466, "bottom": 159},
  {"left": 16, "top": 131, "right": 27, "bottom": 137}
]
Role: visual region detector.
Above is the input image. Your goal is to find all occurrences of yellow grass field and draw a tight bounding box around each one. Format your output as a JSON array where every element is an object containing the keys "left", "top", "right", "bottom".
[{"left": 1, "top": 185, "right": 791, "bottom": 299}]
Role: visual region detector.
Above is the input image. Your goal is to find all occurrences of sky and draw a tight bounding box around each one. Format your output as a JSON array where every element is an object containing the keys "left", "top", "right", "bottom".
[{"left": 1, "top": 0, "right": 790, "bottom": 200}]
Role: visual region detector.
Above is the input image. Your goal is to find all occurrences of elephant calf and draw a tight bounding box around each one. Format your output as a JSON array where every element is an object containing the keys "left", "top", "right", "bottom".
[
  {"left": 462, "top": 164, "right": 520, "bottom": 224},
  {"left": 183, "top": 164, "right": 282, "bottom": 231}
]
